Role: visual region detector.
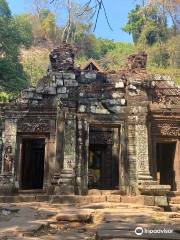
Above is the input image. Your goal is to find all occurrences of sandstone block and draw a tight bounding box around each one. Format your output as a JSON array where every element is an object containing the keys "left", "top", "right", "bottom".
[
  {"left": 143, "top": 196, "right": 155, "bottom": 206},
  {"left": 56, "top": 212, "right": 92, "bottom": 222},
  {"left": 58, "top": 93, "right": 68, "bottom": 99},
  {"left": 57, "top": 87, "right": 67, "bottom": 94},
  {"left": 56, "top": 79, "right": 64, "bottom": 86},
  {"left": 106, "top": 195, "right": 121, "bottom": 203},
  {"left": 64, "top": 80, "right": 78, "bottom": 87},
  {"left": 79, "top": 105, "right": 86, "bottom": 112},
  {"left": 85, "top": 72, "right": 96, "bottom": 79},
  {"left": 155, "top": 196, "right": 168, "bottom": 206},
  {"left": 90, "top": 195, "right": 106, "bottom": 203},
  {"left": 115, "top": 81, "right": 124, "bottom": 89},
  {"left": 47, "top": 87, "right": 56, "bottom": 95},
  {"left": 63, "top": 72, "right": 75, "bottom": 79}
]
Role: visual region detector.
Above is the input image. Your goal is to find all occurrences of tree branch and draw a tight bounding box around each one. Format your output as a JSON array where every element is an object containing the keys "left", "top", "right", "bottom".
[{"left": 50, "top": 0, "right": 113, "bottom": 31}]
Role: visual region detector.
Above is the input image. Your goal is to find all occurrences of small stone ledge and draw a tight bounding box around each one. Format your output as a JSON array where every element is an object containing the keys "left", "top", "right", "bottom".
[
  {"left": 0, "top": 193, "right": 170, "bottom": 207},
  {"left": 138, "top": 184, "right": 171, "bottom": 196}
]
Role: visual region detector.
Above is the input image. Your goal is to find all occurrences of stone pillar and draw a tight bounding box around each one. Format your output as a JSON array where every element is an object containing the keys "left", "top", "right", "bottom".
[
  {"left": 57, "top": 113, "right": 76, "bottom": 194},
  {"left": 127, "top": 121, "right": 137, "bottom": 194},
  {"left": 47, "top": 119, "right": 57, "bottom": 194},
  {"left": 0, "top": 131, "right": 2, "bottom": 173},
  {"left": 75, "top": 118, "right": 89, "bottom": 195},
  {"left": 63, "top": 114, "right": 76, "bottom": 169},
  {"left": 135, "top": 116, "right": 152, "bottom": 182},
  {"left": 0, "top": 119, "right": 17, "bottom": 194},
  {"left": 118, "top": 122, "right": 127, "bottom": 193}
]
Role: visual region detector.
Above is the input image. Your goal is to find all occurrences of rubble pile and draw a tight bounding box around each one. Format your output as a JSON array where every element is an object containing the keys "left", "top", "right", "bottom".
[
  {"left": 49, "top": 43, "right": 75, "bottom": 71},
  {"left": 127, "top": 52, "right": 147, "bottom": 72}
]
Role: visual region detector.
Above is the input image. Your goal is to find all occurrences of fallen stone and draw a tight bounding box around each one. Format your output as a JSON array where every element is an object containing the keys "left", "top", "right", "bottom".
[
  {"left": 115, "top": 82, "right": 124, "bottom": 89},
  {"left": 56, "top": 212, "right": 92, "bottom": 222}
]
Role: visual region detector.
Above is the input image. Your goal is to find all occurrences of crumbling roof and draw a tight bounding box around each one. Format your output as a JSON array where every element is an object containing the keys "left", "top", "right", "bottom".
[{"left": 82, "top": 59, "right": 104, "bottom": 72}]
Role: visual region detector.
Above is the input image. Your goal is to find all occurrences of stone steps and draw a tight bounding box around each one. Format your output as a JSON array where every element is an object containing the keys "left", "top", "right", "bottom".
[
  {"left": 169, "top": 196, "right": 180, "bottom": 204},
  {"left": 0, "top": 194, "right": 168, "bottom": 207}
]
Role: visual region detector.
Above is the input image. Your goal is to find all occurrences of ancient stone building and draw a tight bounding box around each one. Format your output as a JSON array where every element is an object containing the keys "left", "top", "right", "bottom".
[{"left": 0, "top": 44, "right": 179, "bottom": 205}]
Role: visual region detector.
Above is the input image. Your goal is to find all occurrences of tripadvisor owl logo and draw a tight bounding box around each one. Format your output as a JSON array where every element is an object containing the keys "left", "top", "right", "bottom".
[{"left": 135, "top": 227, "right": 144, "bottom": 236}]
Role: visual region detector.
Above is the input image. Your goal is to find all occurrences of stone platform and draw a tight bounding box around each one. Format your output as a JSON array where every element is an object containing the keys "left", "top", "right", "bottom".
[{"left": 0, "top": 194, "right": 171, "bottom": 207}]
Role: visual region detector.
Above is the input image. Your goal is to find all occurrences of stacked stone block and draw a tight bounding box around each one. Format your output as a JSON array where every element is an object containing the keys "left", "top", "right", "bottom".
[{"left": 49, "top": 43, "right": 75, "bottom": 71}]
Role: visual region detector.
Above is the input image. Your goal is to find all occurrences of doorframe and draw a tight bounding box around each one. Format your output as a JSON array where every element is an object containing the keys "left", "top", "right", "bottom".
[
  {"left": 17, "top": 134, "right": 49, "bottom": 191},
  {"left": 153, "top": 137, "right": 177, "bottom": 189},
  {"left": 88, "top": 123, "right": 122, "bottom": 191}
]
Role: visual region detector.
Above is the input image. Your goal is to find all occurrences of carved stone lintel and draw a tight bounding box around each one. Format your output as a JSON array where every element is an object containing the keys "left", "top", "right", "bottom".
[
  {"left": 18, "top": 119, "right": 50, "bottom": 133},
  {"left": 159, "top": 123, "right": 180, "bottom": 137},
  {"left": 152, "top": 122, "right": 180, "bottom": 137}
]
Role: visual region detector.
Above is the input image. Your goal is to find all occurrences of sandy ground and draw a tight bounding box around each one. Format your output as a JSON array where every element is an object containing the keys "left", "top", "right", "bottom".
[{"left": 0, "top": 202, "right": 179, "bottom": 240}]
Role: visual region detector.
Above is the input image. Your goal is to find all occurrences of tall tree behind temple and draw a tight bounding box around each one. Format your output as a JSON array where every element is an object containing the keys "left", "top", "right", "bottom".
[
  {"left": 147, "top": 0, "right": 180, "bottom": 35},
  {"left": 123, "top": 4, "right": 169, "bottom": 45},
  {"left": 0, "top": 0, "right": 32, "bottom": 93}
]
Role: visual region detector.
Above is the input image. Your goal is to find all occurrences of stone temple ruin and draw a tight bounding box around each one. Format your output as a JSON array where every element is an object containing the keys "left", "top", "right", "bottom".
[{"left": 0, "top": 43, "right": 179, "bottom": 206}]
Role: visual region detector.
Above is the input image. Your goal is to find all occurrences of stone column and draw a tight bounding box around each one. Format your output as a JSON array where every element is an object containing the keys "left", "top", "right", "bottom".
[
  {"left": 118, "top": 122, "right": 127, "bottom": 193},
  {"left": 0, "top": 119, "right": 17, "bottom": 194},
  {"left": 0, "top": 131, "right": 2, "bottom": 173},
  {"left": 75, "top": 118, "right": 89, "bottom": 195},
  {"left": 57, "top": 113, "right": 76, "bottom": 194},
  {"left": 47, "top": 119, "right": 57, "bottom": 194},
  {"left": 127, "top": 121, "right": 137, "bottom": 194},
  {"left": 135, "top": 116, "right": 152, "bottom": 182}
]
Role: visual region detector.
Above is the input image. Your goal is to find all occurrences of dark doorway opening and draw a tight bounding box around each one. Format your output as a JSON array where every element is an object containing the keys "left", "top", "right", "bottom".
[
  {"left": 156, "top": 142, "right": 176, "bottom": 191},
  {"left": 21, "top": 138, "right": 45, "bottom": 190},
  {"left": 88, "top": 127, "right": 119, "bottom": 190}
]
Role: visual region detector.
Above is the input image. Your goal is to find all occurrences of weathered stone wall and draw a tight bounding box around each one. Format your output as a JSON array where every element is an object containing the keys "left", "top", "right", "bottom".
[
  {"left": 0, "top": 44, "right": 179, "bottom": 196},
  {"left": 0, "top": 123, "right": 2, "bottom": 172}
]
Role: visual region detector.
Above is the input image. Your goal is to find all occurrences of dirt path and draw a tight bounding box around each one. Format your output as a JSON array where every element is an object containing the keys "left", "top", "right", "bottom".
[{"left": 0, "top": 202, "right": 179, "bottom": 239}]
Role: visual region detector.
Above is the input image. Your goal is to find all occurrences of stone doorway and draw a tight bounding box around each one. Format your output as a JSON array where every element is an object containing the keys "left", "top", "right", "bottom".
[
  {"left": 156, "top": 142, "right": 176, "bottom": 191},
  {"left": 20, "top": 138, "right": 45, "bottom": 190},
  {"left": 88, "top": 126, "right": 119, "bottom": 190}
]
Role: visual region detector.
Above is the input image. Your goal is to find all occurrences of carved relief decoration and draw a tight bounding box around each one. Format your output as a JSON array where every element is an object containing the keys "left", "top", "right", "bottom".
[
  {"left": 158, "top": 123, "right": 180, "bottom": 137},
  {"left": 18, "top": 119, "right": 49, "bottom": 133},
  {"left": 3, "top": 146, "right": 13, "bottom": 173},
  {"left": 135, "top": 125, "right": 149, "bottom": 172},
  {"left": 152, "top": 88, "right": 180, "bottom": 105}
]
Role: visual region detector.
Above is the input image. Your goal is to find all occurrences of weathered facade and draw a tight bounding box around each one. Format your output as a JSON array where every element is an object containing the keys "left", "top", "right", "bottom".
[{"left": 0, "top": 44, "right": 179, "bottom": 204}]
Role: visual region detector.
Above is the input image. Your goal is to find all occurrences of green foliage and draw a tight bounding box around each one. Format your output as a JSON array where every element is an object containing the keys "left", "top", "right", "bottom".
[
  {"left": 0, "top": 58, "right": 27, "bottom": 92},
  {"left": 13, "top": 14, "right": 33, "bottom": 48},
  {"left": 21, "top": 47, "right": 49, "bottom": 86},
  {"left": 40, "top": 10, "right": 56, "bottom": 41},
  {"left": 0, "top": 0, "right": 11, "bottom": 18},
  {"left": 123, "top": 5, "right": 169, "bottom": 45},
  {"left": 0, "top": 91, "right": 13, "bottom": 102},
  {"left": 0, "top": 1, "right": 31, "bottom": 93},
  {"left": 101, "top": 42, "right": 135, "bottom": 71},
  {"left": 123, "top": 5, "right": 144, "bottom": 44},
  {"left": 166, "top": 36, "right": 180, "bottom": 68}
]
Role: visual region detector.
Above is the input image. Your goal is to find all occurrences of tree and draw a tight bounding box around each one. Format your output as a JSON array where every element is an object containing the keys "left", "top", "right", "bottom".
[
  {"left": 123, "top": 4, "right": 169, "bottom": 45},
  {"left": 123, "top": 5, "right": 144, "bottom": 44},
  {"left": 13, "top": 14, "right": 33, "bottom": 48},
  {"left": 0, "top": 0, "right": 30, "bottom": 92},
  {"left": 0, "top": 0, "right": 11, "bottom": 18},
  {"left": 147, "top": 0, "right": 180, "bottom": 35}
]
